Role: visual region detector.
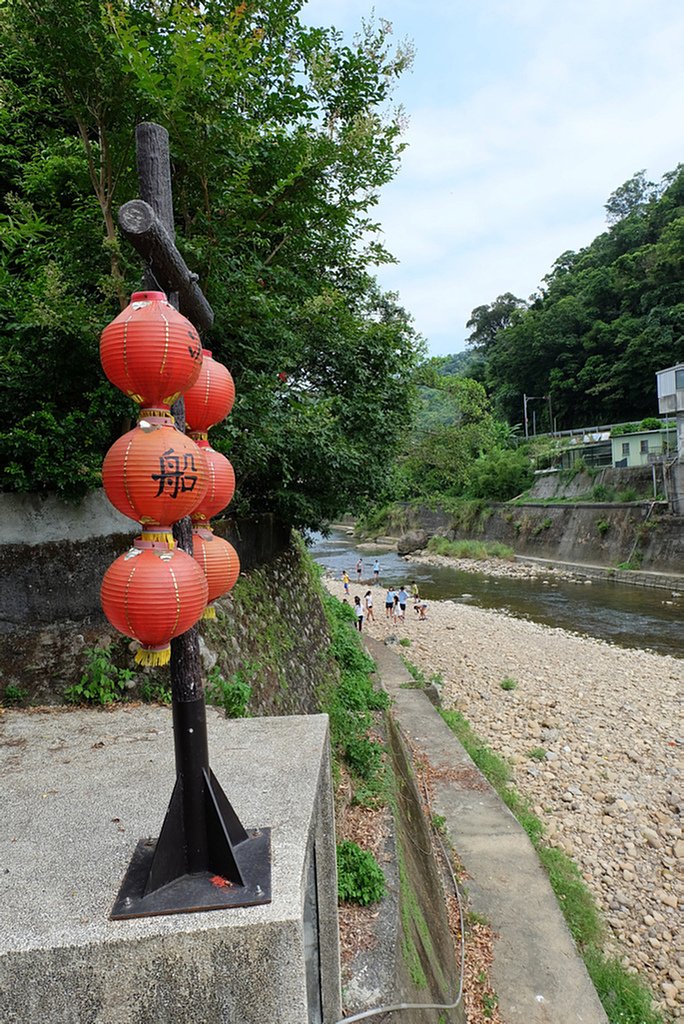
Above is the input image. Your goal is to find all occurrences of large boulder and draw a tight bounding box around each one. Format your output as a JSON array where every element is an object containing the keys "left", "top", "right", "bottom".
[{"left": 397, "top": 530, "right": 428, "bottom": 555}]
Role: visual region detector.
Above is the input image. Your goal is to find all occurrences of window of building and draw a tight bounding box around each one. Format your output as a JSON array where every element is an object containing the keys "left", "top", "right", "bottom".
[
  {"left": 676, "top": 367, "right": 684, "bottom": 390},
  {"left": 640, "top": 439, "right": 649, "bottom": 454},
  {"left": 622, "top": 442, "right": 630, "bottom": 456}
]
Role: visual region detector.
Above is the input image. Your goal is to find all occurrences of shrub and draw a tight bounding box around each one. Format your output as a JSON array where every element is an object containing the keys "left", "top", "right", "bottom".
[
  {"left": 596, "top": 518, "right": 611, "bottom": 536},
  {"left": 337, "top": 840, "right": 386, "bottom": 905},
  {"left": 205, "top": 664, "right": 253, "bottom": 718},
  {"left": 65, "top": 645, "right": 133, "bottom": 705},
  {"left": 2, "top": 684, "right": 27, "bottom": 706},
  {"left": 638, "top": 417, "right": 663, "bottom": 432},
  {"left": 500, "top": 677, "right": 518, "bottom": 691},
  {"left": 466, "top": 448, "right": 533, "bottom": 501}
]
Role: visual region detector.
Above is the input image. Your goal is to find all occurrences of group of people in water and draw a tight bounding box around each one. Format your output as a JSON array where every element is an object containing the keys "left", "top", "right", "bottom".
[{"left": 341, "top": 558, "right": 428, "bottom": 631}]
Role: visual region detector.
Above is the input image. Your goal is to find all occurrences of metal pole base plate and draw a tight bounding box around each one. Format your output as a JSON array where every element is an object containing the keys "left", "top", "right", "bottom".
[{"left": 111, "top": 827, "right": 271, "bottom": 919}]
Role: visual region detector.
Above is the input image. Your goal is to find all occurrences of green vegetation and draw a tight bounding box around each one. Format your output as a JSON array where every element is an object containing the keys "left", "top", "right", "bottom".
[
  {"left": 64, "top": 645, "right": 134, "bottom": 705},
  {"left": 0, "top": 0, "right": 421, "bottom": 529},
  {"left": 596, "top": 518, "right": 611, "bottom": 536},
  {"left": 528, "top": 747, "right": 546, "bottom": 761},
  {"left": 440, "top": 709, "right": 664, "bottom": 1023},
  {"left": 205, "top": 663, "right": 254, "bottom": 719},
  {"left": 398, "top": 637, "right": 412, "bottom": 648},
  {"left": 2, "top": 684, "right": 27, "bottom": 706},
  {"left": 427, "top": 536, "right": 515, "bottom": 560},
  {"left": 400, "top": 657, "right": 443, "bottom": 691},
  {"left": 336, "top": 839, "right": 386, "bottom": 906},
  {"left": 138, "top": 677, "right": 172, "bottom": 705},
  {"left": 321, "top": 591, "right": 390, "bottom": 807},
  {"left": 499, "top": 677, "right": 518, "bottom": 691},
  {"left": 466, "top": 168, "right": 684, "bottom": 429}
]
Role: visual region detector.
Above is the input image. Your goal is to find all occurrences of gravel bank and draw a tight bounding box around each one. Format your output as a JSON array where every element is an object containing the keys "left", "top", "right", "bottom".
[{"left": 323, "top": 576, "right": 683, "bottom": 1019}]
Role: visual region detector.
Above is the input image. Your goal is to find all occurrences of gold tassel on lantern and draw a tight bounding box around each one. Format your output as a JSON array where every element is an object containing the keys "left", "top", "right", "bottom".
[
  {"left": 202, "top": 604, "right": 217, "bottom": 620},
  {"left": 135, "top": 645, "right": 172, "bottom": 667}
]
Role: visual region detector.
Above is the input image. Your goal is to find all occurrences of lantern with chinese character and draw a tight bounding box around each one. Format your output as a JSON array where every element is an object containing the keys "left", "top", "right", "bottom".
[
  {"left": 101, "top": 539, "right": 209, "bottom": 666},
  {"left": 102, "top": 411, "right": 208, "bottom": 531},
  {"left": 100, "top": 291, "right": 203, "bottom": 410},
  {"left": 191, "top": 528, "right": 240, "bottom": 619},
  {"left": 189, "top": 438, "right": 235, "bottom": 527},
  {"left": 184, "top": 349, "right": 235, "bottom": 433}
]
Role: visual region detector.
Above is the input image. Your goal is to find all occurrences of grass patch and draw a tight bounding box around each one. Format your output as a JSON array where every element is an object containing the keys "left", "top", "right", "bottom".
[
  {"left": 499, "top": 676, "right": 518, "bottom": 691},
  {"left": 320, "top": 591, "right": 390, "bottom": 808},
  {"left": 427, "top": 536, "right": 515, "bottom": 560},
  {"left": 528, "top": 746, "right": 546, "bottom": 761},
  {"left": 439, "top": 708, "right": 663, "bottom": 1023}
]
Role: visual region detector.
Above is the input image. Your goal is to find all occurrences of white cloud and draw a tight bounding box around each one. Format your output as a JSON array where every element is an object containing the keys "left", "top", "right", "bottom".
[{"left": 302, "top": 0, "right": 684, "bottom": 354}]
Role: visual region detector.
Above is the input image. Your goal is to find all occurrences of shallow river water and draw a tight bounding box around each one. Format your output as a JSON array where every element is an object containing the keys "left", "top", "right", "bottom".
[{"left": 308, "top": 530, "right": 683, "bottom": 659}]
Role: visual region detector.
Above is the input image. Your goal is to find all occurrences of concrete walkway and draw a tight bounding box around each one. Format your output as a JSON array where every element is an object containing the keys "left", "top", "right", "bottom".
[{"left": 365, "top": 636, "right": 609, "bottom": 1024}]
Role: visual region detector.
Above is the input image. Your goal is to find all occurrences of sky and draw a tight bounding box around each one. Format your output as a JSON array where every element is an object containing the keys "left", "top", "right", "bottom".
[{"left": 301, "top": 0, "right": 684, "bottom": 357}]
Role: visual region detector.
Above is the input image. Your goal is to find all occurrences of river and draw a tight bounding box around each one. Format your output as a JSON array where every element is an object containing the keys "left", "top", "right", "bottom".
[{"left": 307, "top": 529, "right": 683, "bottom": 659}]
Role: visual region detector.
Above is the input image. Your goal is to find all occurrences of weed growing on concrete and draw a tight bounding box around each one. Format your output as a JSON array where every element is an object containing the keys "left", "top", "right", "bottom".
[
  {"left": 440, "top": 708, "right": 664, "bottom": 1024},
  {"left": 401, "top": 657, "right": 428, "bottom": 688},
  {"left": 398, "top": 637, "right": 412, "bottom": 647},
  {"left": 64, "top": 645, "right": 134, "bottom": 705},
  {"left": 596, "top": 518, "right": 611, "bottom": 536},
  {"left": 499, "top": 677, "right": 517, "bottom": 691},
  {"left": 336, "top": 839, "right": 385, "bottom": 906}
]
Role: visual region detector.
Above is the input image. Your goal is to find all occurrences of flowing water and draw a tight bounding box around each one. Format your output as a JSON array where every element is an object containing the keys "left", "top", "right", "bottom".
[{"left": 308, "top": 529, "right": 683, "bottom": 659}]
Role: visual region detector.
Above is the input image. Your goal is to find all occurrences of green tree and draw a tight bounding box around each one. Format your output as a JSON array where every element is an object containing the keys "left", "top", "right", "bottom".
[
  {"left": 0, "top": 1, "right": 421, "bottom": 526},
  {"left": 477, "top": 166, "right": 684, "bottom": 428}
]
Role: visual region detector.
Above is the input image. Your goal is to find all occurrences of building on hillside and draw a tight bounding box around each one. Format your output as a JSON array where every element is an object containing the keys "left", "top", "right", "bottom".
[
  {"left": 656, "top": 363, "right": 684, "bottom": 463},
  {"left": 611, "top": 428, "right": 677, "bottom": 468},
  {"left": 559, "top": 433, "right": 612, "bottom": 470}
]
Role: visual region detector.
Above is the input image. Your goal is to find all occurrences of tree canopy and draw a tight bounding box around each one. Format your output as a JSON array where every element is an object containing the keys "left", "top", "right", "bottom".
[
  {"left": 0, "top": 0, "right": 422, "bottom": 528},
  {"left": 467, "top": 166, "right": 684, "bottom": 430}
]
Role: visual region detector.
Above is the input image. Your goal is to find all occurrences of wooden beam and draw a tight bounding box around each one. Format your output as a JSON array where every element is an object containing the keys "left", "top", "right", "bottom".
[{"left": 118, "top": 198, "right": 214, "bottom": 335}]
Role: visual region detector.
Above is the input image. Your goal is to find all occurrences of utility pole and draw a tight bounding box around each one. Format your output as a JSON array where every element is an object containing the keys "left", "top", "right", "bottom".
[{"left": 111, "top": 123, "right": 270, "bottom": 919}]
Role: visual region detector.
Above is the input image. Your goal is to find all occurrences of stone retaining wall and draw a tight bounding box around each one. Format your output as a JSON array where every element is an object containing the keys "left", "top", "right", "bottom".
[{"left": 0, "top": 492, "right": 333, "bottom": 710}]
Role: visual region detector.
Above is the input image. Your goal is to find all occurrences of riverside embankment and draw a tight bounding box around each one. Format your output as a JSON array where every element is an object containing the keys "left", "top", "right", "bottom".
[{"left": 324, "top": 574, "right": 684, "bottom": 1020}]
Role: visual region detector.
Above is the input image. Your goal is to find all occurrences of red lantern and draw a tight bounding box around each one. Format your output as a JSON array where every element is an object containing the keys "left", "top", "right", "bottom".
[
  {"left": 189, "top": 438, "right": 235, "bottom": 526},
  {"left": 101, "top": 540, "right": 208, "bottom": 666},
  {"left": 183, "top": 349, "right": 235, "bottom": 432},
  {"left": 102, "top": 412, "right": 208, "bottom": 528},
  {"left": 192, "top": 529, "right": 240, "bottom": 618},
  {"left": 100, "top": 291, "right": 203, "bottom": 409}
]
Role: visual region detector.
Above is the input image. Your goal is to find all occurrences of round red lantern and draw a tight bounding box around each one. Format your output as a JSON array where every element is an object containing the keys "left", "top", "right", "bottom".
[
  {"left": 101, "top": 540, "right": 208, "bottom": 665},
  {"left": 100, "top": 291, "right": 203, "bottom": 409},
  {"left": 102, "top": 412, "right": 208, "bottom": 528},
  {"left": 192, "top": 529, "right": 240, "bottom": 618},
  {"left": 183, "top": 349, "right": 235, "bottom": 432},
  {"left": 189, "top": 438, "right": 235, "bottom": 525}
]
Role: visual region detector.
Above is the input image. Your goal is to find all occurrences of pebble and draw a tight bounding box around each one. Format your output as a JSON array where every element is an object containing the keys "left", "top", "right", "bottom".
[{"left": 325, "top": 572, "right": 684, "bottom": 1010}]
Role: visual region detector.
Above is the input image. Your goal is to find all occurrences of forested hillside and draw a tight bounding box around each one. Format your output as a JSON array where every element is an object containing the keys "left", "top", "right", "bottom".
[
  {"left": 0, "top": 0, "right": 421, "bottom": 528},
  {"left": 467, "top": 167, "right": 684, "bottom": 429}
]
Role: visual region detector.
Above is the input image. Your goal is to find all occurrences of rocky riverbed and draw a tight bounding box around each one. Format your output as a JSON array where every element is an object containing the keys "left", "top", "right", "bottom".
[{"left": 324, "top": 574, "right": 684, "bottom": 1020}]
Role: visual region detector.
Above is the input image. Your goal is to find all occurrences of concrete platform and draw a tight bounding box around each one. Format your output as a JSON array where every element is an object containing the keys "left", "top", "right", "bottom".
[
  {"left": 366, "top": 637, "right": 609, "bottom": 1024},
  {"left": 0, "top": 707, "right": 341, "bottom": 1023}
]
